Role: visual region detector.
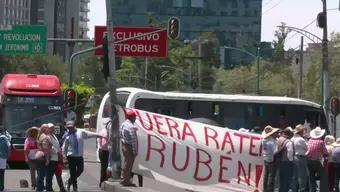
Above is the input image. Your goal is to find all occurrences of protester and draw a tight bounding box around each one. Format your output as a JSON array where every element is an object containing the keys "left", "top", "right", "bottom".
[
  {"left": 119, "top": 108, "right": 138, "bottom": 186},
  {"left": 325, "top": 135, "right": 335, "bottom": 192},
  {"left": 261, "top": 125, "right": 279, "bottom": 192},
  {"left": 276, "top": 127, "right": 294, "bottom": 192},
  {"left": 36, "top": 124, "right": 53, "bottom": 192},
  {"left": 47, "top": 123, "right": 66, "bottom": 192},
  {"left": 0, "top": 130, "right": 11, "bottom": 192},
  {"left": 291, "top": 124, "right": 308, "bottom": 192},
  {"left": 98, "top": 121, "right": 109, "bottom": 188},
  {"left": 332, "top": 138, "right": 340, "bottom": 192},
  {"left": 306, "top": 126, "right": 328, "bottom": 192},
  {"left": 62, "top": 120, "right": 104, "bottom": 192},
  {"left": 24, "top": 127, "right": 39, "bottom": 190}
]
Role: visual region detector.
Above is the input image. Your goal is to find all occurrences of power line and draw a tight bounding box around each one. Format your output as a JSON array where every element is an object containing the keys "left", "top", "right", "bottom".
[
  {"left": 285, "top": 8, "right": 338, "bottom": 44},
  {"left": 263, "top": 0, "right": 275, "bottom": 7},
  {"left": 286, "top": 19, "right": 317, "bottom": 42},
  {"left": 262, "top": 0, "right": 286, "bottom": 15}
]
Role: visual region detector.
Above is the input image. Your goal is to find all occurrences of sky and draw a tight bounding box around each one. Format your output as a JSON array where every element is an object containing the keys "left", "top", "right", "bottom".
[{"left": 88, "top": 0, "right": 340, "bottom": 49}]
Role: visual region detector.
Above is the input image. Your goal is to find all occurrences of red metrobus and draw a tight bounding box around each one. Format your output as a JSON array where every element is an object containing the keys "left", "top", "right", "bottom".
[{"left": 0, "top": 74, "right": 64, "bottom": 163}]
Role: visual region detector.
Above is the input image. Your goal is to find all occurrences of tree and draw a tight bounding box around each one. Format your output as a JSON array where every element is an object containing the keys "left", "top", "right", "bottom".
[
  {"left": 213, "top": 60, "right": 296, "bottom": 96},
  {"left": 0, "top": 55, "right": 67, "bottom": 82},
  {"left": 272, "top": 22, "right": 291, "bottom": 64},
  {"left": 75, "top": 55, "right": 107, "bottom": 95}
]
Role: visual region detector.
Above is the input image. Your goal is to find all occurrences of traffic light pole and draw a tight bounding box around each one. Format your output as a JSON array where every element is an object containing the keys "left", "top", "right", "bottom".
[
  {"left": 68, "top": 45, "right": 102, "bottom": 87},
  {"left": 322, "top": 0, "right": 331, "bottom": 134},
  {"left": 105, "top": 0, "right": 121, "bottom": 180}
]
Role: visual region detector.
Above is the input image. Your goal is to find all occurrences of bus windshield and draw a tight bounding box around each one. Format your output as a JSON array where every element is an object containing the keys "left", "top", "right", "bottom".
[{"left": 3, "top": 96, "right": 63, "bottom": 136}]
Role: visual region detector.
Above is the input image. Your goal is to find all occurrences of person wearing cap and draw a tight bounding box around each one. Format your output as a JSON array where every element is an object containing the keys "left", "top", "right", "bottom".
[
  {"left": 324, "top": 135, "right": 335, "bottom": 192},
  {"left": 332, "top": 138, "right": 340, "bottom": 192},
  {"left": 62, "top": 120, "right": 104, "bottom": 192},
  {"left": 306, "top": 126, "right": 328, "bottom": 192},
  {"left": 276, "top": 127, "right": 294, "bottom": 192},
  {"left": 261, "top": 125, "right": 279, "bottom": 192},
  {"left": 291, "top": 124, "right": 308, "bottom": 192},
  {"left": 47, "top": 123, "right": 66, "bottom": 192},
  {"left": 120, "top": 108, "right": 138, "bottom": 186}
]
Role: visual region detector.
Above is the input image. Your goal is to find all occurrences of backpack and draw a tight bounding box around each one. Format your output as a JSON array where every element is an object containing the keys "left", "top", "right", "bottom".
[
  {"left": 0, "top": 134, "right": 11, "bottom": 159},
  {"left": 274, "top": 139, "right": 292, "bottom": 164}
]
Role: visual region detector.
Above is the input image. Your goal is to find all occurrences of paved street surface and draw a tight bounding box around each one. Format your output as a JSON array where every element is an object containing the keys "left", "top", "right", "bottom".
[{"left": 4, "top": 135, "right": 188, "bottom": 192}]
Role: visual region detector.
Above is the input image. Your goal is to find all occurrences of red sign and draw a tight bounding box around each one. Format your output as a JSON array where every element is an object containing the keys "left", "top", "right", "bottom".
[{"left": 94, "top": 26, "right": 168, "bottom": 57}]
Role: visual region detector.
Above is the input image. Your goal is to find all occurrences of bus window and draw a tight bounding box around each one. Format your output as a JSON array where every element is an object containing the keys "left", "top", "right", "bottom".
[
  {"left": 213, "top": 103, "right": 220, "bottom": 116},
  {"left": 103, "top": 98, "right": 111, "bottom": 118},
  {"left": 187, "top": 102, "right": 192, "bottom": 116}
]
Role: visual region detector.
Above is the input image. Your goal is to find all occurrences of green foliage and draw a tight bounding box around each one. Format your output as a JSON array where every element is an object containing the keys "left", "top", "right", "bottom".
[
  {"left": 272, "top": 22, "right": 291, "bottom": 64},
  {"left": 74, "top": 55, "right": 107, "bottom": 95},
  {"left": 0, "top": 55, "right": 67, "bottom": 82},
  {"left": 62, "top": 82, "right": 95, "bottom": 126},
  {"left": 213, "top": 61, "right": 296, "bottom": 96}
]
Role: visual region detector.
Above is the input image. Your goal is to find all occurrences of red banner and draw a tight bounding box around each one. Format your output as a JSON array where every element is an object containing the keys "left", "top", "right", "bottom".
[{"left": 94, "top": 26, "right": 168, "bottom": 57}]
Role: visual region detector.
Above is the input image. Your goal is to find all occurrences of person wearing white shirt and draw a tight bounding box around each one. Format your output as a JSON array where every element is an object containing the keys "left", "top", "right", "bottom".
[
  {"left": 47, "top": 123, "right": 66, "bottom": 192},
  {"left": 277, "top": 128, "right": 295, "bottom": 192},
  {"left": 261, "top": 126, "right": 279, "bottom": 192},
  {"left": 291, "top": 124, "right": 308, "bottom": 192}
]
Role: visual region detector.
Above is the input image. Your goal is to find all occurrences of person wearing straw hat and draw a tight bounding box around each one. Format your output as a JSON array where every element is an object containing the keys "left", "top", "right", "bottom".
[
  {"left": 332, "top": 138, "right": 340, "bottom": 192},
  {"left": 306, "top": 126, "right": 328, "bottom": 192},
  {"left": 291, "top": 124, "right": 308, "bottom": 192},
  {"left": 276, "top": 127, "right": 295, "bottom": 192},
  {"left": 24, "top": 127, "right": 39, "bottom": 190},
  {"left": 261, "top": 125, "right": 279, "bottom": 192}
]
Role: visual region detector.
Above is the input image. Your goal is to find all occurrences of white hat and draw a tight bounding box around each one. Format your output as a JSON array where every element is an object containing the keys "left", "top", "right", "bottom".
[
  {"left": 66, "top": 121, "right": 74, "bottom": 128},
  {"left": 310, "top": 127, "right": 326, "bottom": 139},
  {"left": 261, "top": 125, "right": 279, "bottom": 138},
  {"left": 47, "top": 123, "right": 54, "bottom": 128},
  {"left": 239, "top": 128, "right": 249, "bottom": 132}
]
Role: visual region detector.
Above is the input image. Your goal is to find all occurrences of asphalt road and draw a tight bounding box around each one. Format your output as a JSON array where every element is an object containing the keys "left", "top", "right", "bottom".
[{"left": 4, "top": 135, "right": 188, "bottom": 192}]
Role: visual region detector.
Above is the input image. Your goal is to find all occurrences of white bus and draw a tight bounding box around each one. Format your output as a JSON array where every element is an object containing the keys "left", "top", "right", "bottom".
[{"left": 96, "top": 87, "right": 328, "bottom": 134}]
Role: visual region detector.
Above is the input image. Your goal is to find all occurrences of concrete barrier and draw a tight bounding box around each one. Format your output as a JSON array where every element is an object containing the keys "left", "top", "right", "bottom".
[{"left": 101, "top": 179, "right": 160, "bottom": 192}]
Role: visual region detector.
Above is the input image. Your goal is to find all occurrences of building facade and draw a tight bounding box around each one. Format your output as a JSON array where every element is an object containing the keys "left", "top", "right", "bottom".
[
  {"left": 0, "top": 0, "right": 32, "bottom": 29},
  {"left": 110, "top": 0, "right": 262, "bottom": 67},
  {"left": 0, "top": 0, "right": 90, "bottom": 61}
]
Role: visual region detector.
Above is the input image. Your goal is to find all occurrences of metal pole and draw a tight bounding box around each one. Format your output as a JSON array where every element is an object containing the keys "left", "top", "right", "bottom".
[
  {"left": 322, "top": 0, "right": 330, "bottom": 127},
  {"left": 256, "top": 46, "right": 260, "bottom": 95},
  {"left": 144, "top": 57, "right": 148, "bottom": 89},
  {"left": 298, "top": 36, "right": 304, "bottom": 98},
  {"left": 105, "top": 0, "right": 120, "bottom": 179},
  {"left": 198, "top": 37, "right": 202, "bottom": 92},
  {"left": 68, "top": 45, "right": 103, "bottom": 86},
  {"left": 68, "top": 42, "right": 75, "bottom": 86}
]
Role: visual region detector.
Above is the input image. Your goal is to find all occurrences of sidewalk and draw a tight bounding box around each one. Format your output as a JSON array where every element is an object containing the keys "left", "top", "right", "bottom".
[{"left": 101, "top": 179, "right": 160, "bottom": 192}]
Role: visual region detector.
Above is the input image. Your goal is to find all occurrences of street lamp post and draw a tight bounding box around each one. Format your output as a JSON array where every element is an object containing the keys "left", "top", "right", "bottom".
[{"left": 222, "top": 46, "right": 260, "bottom": 94}]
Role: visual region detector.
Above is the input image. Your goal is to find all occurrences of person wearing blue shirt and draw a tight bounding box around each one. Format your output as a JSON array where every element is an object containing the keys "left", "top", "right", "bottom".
[
  {"left": 0, "top": 130, "right": 11, "bottom": 192},
  {"left": 62, "top": 121, "right": 104, "bottom": 192}
]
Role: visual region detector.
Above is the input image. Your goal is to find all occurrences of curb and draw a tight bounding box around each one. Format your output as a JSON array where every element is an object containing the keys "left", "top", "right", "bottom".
[{"left": 101, "top": 179, "right": 160, "bottom": 192}]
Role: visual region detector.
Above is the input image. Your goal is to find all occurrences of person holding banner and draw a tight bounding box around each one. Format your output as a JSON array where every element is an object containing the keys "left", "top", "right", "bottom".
[
  {"left": 261, "top": 125, "right": 279, "bottom": 192},
  {"left": 119, "top": 109, "right": 138, "bottom": 187}
]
